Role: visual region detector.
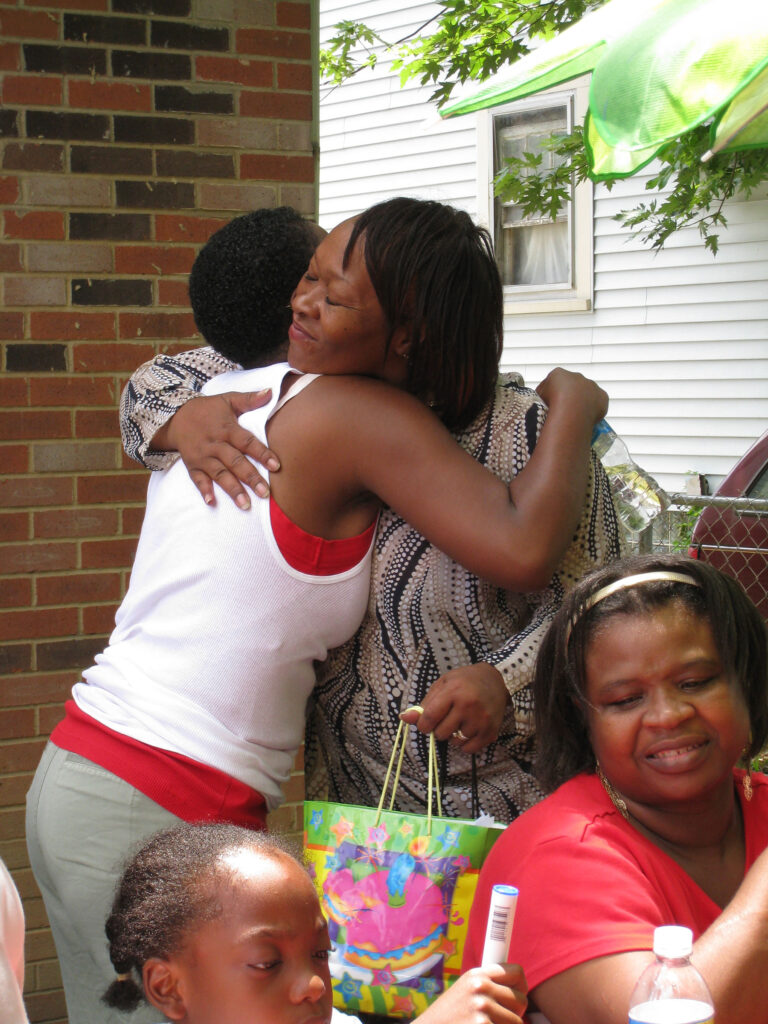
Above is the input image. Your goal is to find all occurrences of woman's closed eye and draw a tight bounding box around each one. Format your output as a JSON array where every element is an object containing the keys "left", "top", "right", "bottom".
[
  {"left": 679, "top": 675, "right": 717, "bottom": 693},
  {"left": 606, "top": 693, "right": 642, "bottom": 710}
]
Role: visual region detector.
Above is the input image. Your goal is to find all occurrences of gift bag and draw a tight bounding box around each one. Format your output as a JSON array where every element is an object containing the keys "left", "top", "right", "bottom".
[{"left": 304, "top": 716, "right": 503, "bottom": 1019}]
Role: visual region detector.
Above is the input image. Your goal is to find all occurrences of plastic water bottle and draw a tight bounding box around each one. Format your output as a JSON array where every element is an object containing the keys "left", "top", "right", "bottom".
[
  {"left": 592, "top": 419, "right": 669, "bottom": 534},
  {"left": 629, "top": 926, "right": 714, "bottom": 1024}
]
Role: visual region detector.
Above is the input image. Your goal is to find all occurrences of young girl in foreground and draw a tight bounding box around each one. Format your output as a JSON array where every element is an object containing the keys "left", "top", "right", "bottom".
[{"left": 104, "top": 823, "right": 528, "bottom": 1024}]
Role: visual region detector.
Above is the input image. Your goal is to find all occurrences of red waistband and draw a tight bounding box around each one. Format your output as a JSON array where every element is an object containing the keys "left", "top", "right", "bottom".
[
  {"left": 270, "top": 496, "right": 376, "bottom": 575},
  {"left": 51, "top": 701, "right": 267, "bottom": 829}
]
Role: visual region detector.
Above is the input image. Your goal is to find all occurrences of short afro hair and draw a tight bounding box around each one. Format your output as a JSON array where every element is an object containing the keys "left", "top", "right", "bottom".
[{"left": 188, "top": 206, "right": 322, "bottom": 368}]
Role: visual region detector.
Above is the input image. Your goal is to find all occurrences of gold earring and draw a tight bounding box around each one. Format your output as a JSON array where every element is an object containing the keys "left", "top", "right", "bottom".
[{"left": 742, "top": 731, "right": 754, "bottom": 802}]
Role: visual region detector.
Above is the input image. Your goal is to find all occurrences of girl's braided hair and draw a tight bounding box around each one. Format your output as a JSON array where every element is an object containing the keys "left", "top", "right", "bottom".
[{"left": 102, "top": 822, "right": 300, "bottom": 1012}]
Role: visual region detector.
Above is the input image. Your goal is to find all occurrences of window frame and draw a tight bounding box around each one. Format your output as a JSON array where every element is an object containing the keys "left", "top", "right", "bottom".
[{"left": 476, "top": 76, "right": 594, "bottom": 314}]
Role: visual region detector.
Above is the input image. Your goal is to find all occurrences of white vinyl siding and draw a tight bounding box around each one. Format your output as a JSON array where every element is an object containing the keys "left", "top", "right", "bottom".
[{"left": 319, "top": 1, "right": 768, "bottom": 493}]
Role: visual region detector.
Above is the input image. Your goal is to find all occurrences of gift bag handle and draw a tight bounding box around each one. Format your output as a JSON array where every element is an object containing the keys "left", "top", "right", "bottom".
[{"left": 376, "top": 706, "right": 442, "bottom": 831}]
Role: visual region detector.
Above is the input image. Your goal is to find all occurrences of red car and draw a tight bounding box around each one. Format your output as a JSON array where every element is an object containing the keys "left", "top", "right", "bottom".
[{"left": 688, "top": 429, "right": 768, "bottom": 619}]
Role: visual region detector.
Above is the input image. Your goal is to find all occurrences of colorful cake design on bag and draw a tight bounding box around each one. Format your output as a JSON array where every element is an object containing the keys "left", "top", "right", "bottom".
[{"left": 323, "top": 847, "right": 448, "bottom": 972}]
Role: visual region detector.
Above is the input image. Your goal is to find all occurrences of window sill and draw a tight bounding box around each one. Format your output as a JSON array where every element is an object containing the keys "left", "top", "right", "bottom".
[{"left": 504, "top": 297, "right": 592, "bottom": 315}]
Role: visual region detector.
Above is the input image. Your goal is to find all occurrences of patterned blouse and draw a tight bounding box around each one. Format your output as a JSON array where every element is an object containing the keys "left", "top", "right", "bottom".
[{"left": 121, "top": 347, "right": 623, "bottom": 823}]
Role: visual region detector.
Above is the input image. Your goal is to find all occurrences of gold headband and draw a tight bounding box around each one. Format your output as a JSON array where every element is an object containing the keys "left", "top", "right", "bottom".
[
  {"left": 565, "top": 570, "right": 701, "bottom": 646},
  {"left": 116, "top": 973, "right": 130, "bottom": 982}
]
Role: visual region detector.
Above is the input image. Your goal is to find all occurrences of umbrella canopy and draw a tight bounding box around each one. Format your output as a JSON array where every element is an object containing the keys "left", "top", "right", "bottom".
[{"left": 443, "top": 0, "right": 768, "bottom": 178}]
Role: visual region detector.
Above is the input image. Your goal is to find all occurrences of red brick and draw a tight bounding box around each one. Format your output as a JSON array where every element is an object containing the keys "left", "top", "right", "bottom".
[
  {"left": 0, "top": 244, "right": 22, "bottom": 271},
  {"left": 0, "top": 378, "right": 27, "bottom": 405},
  {"left": 29, "top": 375, "right": 116, "bottom": 407},
  {"left": 0, "top": 313, "right": 24, "bottom": 340},
  {"left": 0, "top": 541, "right": 77, "bottom": 573},
  {"left": 121, "top": 505, "right": 145, "bottom": 534},
  {"left": 0, "top": 477, "right": 73, "bottom": 509},
  {"left": 37, "top": 570, "right": 121, "bottom": 604},
  {"left": 34, "top": 507, "right": 118, "bottom": 540},
  {"left": 0, "top": 672, "right": 75, "bottom": 708},
  {"left": 0, "top": 577, "right": 31, "bottom": 607},
  {"left": 68, "top": 79, "right": 151, "bottom": 112},
  {"left": 82, "top": 603, "right": 119, "bottom": 634},
  {"left": 73, "top": 342, "right": 154, "bottom": 372},
  {"left": 158, "top": 279, "right": 189, "bottom": 306},
  {"left": 81, "top": 537, "right": 139, "bottom": 568},
  {"left": 4, "top": 211, "right": 65, "bottom": 241},
  {"left": 277, "top": 2, "right": 311, "bottom": 29},
  {"left": 0, "top": 773, "right": 34, "bottom": 805},
  {"left": 30, "top": 312, "right": 115, "bottom": 341},
  {"left": 0, "top": 10, "right": 60, "bottom": 40},
  {"left": 0, "top": 739, "right": 46, "bottom": 774},
  {"left": 0, "top": 44, "right": 21, "bottom": 72},
  {"left": 154, "top": 215, "right": 228, "bottom": 244},
  {"left": 0, "top": 808, "right": 25, "bottom": 841},
  {"left": 0, "top": 447, "right": 29, "bottom": 474},
  {"left": 2, "top": 142, "right": 65, "bottom": 173},
  {"left": 115, "top": 244, "right": 195, "bottom": 275},
  {"left": 237, "top": 28, "right": 311, "bottom": 60},
  {"left": 21, "top": 987, "right": 67, "bottom": 1023},
  {"left": 0, "top": 708, "right": 35, "bottom": 739},
  {"left": 77, "top": 472, "right": 147, "bottom": 505},
  {"left": 277, "top": 62, "right": 312, "bottom": 91},
  {"left": 0, "top": 512, "right": 28, "bottom": 542},
  {"left": 38, "top": 704, "right": 67, "bottom": 736},
  {"left": 118, "top": 312, "right": 197, "bottom": 341},
  {"left": 75, "top": 409, "right": 121, "bottom": 438},
  {"left": 241, "top": 153, "right": 314, "bottom": 182},
  {"left": 0, "top": 607, "right": 78, "bottom": 642},
  {"left": 2, "top": 74, "right": 62, "bottom": 106},
  {"left": 0, "top": 176, "right": 19, "bottom": 203},
  {"left": 0, "top": 410, "right": 71, "bottom": 441},
  {"left": 0, "top": 644, "right": 32, "bottom": 675},
  {"left": 195, "top": 55, "right": 273, "bottom": 88},
  {"left": 239, "top": 90, "right": 312, "bottom": 120}
]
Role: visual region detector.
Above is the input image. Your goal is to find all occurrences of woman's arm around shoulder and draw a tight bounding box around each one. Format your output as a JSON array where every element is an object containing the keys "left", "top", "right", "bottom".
[{"left": 328, "top": 373, "right": 606, "bottom": 590}]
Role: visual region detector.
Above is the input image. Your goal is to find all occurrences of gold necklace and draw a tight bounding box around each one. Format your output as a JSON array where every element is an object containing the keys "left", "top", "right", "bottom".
[{"left": 596, "top": 763, "right": 630, "bottom": 821}]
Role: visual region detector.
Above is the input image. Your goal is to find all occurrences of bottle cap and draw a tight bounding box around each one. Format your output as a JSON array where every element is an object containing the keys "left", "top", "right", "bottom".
[{"left": 653, "top": 925, "right": 693, "bottom": 959}]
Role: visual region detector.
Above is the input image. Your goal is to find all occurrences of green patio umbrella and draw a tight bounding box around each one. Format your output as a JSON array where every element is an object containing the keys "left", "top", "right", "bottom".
[{"left": 443, "top": 0, "right": 768, "bottom": 178}]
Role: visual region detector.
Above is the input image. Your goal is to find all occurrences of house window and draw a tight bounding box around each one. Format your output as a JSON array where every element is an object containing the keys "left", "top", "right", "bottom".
[
  {"left": 477, "top": 79, "right": 593, "bottom": 313},
  {"left": 494, "top": 103, "right": 570, "bottom": 287}
]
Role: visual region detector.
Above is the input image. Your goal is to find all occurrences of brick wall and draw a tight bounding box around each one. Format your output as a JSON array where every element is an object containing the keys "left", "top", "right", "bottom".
[{"left": 0, "top": 2, "right": 317, "bottom": 1020}]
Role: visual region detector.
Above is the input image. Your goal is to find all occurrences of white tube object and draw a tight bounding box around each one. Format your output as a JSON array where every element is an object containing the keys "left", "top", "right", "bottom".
[{"left": 481, "top": 883, "right": 518, "bottom": 966}]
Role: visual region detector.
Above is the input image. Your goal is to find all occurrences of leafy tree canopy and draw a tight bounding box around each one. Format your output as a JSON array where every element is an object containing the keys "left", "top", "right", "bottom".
[{"left": 321, "top": 0, "right": 768, "bottom": 253}]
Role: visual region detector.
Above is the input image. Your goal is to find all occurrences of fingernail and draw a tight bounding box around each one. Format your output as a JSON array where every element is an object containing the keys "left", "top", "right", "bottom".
[
  {"left": 204, "top": 493, "right": 214, "bottom": 506},
  {"left": 266, "top": 457, "right": 280, "bottom": 471},
  {"left": 236, "top": 492, "right": 251, "bottom": 510},
  {"left": 255, "top": 482, "right": 269, "bottom": 499}
]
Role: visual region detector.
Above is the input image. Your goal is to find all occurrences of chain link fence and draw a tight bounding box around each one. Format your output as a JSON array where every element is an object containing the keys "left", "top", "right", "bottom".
[{"left": 624, "top": 493, "right": 768, "bottom": 621}]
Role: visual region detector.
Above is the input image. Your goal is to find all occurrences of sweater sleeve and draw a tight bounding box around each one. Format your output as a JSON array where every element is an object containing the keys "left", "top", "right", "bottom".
[
  {"left": 119, "top": 346, "right": 239, "bottom": 469},
  {"left": 487, "top": 451, "right": 624, "bottom": 699}
]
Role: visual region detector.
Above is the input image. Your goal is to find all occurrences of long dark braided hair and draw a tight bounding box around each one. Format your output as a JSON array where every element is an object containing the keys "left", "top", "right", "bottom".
[{"left": 102, "top": 822, "right": 300, "bottom": 1011}]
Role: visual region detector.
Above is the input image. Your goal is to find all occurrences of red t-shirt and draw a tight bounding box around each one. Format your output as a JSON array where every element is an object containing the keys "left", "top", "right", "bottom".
[{"left": 463, "top": 770, "right": 768, "bottom": 992}]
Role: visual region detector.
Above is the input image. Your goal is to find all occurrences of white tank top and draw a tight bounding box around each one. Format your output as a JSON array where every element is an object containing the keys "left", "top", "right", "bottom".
[{"left": 74, "top": 363, "right": 375, "bottom": 809}]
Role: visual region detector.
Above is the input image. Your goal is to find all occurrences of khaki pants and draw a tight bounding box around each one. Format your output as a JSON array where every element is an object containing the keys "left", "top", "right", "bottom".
[{"left": 25, "top": 743, "right": 180, "bottom": 1024}]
